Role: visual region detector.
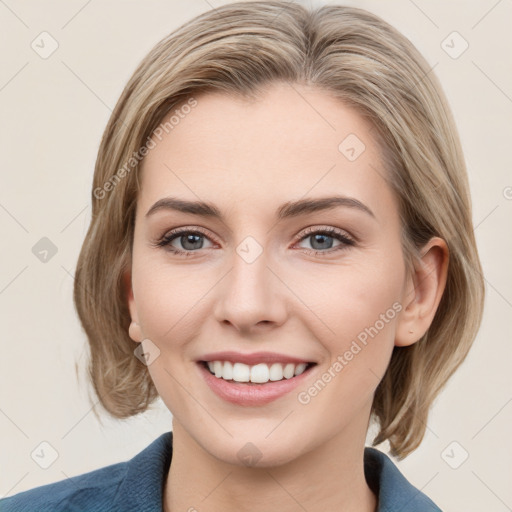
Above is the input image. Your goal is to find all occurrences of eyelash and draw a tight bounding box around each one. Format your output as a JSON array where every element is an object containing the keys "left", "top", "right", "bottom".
[{"left": 153, "top": 226, "right": 355, "bottom": 258}]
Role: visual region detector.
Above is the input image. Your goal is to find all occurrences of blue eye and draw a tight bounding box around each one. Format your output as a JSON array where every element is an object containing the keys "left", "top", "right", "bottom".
[
  {"left": 154, "top": 226, "right": 355, "bottom": 257},
  {"left": 295, "top": 227, "right": 355, "bottom": 255},
  {"left": 155, "top": 229, "right": 214, "bottom": 256}
]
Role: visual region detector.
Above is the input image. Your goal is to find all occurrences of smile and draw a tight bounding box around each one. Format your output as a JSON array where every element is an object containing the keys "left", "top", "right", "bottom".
[
  {"left": 196, "top": 351, "right": 318, "bottom": 406},
  {"left": 204, "top": 360, "right": 312, "bottom": 383}
]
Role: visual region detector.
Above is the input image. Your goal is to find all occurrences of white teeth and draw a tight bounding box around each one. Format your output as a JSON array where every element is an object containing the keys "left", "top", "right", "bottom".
[
  {"left": 223, "top": 361, "right": 233, "bottom": 380},
  {"left": 213, "top": 361, "right": 223, "bottom": 378},
  {"left": 250, "top": 363, "right": 269, "bottom": 383},
  {"left": 269, "top": 363, "right": 283, "bottom": 381},
  {"left": 232, "top": 362, "right": 250, "bottom": 382},
  {"left": 283, "top": 363, "right": 295, "bottom": 379},
  {"left": 294, "top": 363, "right": 307, "bottom": 376},
  {"left": 205, "top": 360, "right": 311, "bottom": 383}
]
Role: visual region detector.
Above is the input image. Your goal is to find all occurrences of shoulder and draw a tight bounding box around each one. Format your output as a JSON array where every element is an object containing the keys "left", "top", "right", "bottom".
[
  {"left": 364, "top": 447, "right": 442, "bottom": 511},
  {"left": 0, "top": 461, "right": 127, "bottom": 512},
  {"left": 0, "top": 432, "right": 173, "bottom": 512}
]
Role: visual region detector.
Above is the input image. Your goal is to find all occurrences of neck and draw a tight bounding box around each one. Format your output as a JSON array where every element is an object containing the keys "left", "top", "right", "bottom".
[{"left": 163, "top": 420, "right": 377, "bottom": 512}]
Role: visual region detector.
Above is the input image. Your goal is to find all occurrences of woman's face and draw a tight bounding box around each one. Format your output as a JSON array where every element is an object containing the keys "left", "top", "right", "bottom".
[{"left": 127, "top": 82, "right": 411, "bottom": 467}]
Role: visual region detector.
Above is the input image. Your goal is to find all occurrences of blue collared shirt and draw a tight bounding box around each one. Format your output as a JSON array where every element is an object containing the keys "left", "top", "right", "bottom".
[{"left": 0, "top": 432, "right": 441, "bottom": 511}]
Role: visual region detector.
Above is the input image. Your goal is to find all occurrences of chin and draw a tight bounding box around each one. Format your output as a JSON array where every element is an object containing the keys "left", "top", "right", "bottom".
[{"left": 197, "top": 430, "right": 307, "bottom": 469}]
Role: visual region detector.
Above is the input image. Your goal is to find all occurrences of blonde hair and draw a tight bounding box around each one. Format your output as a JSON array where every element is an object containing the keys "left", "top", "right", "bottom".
[{"left": 74, "top": 1, "right": 485, "bottom": 458}]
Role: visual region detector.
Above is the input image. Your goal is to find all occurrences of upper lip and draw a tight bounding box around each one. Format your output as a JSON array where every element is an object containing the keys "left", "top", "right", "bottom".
[{"left": 198, "top": 351, "right": 314, "bottom": 366}]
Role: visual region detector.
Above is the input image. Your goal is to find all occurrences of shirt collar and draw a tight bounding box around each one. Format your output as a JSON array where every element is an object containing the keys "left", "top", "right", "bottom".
[
  {"left": 113, "top": 432, "right": 440, "bottom": 511},
  {"left": 112, "top": 432, "right": 172, "bottom": 511},
  {"left": 364, "top": 447, "right": 441, "bottom": 511}
]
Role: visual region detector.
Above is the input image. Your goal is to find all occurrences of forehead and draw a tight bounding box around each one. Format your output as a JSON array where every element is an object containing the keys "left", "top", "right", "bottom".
[{"left": 138, "top": 82, "right": 395, "bottom": 221}]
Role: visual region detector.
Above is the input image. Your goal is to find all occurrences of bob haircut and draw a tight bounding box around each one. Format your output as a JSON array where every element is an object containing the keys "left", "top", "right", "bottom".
[{"left": 74, "top": 1, "right": 485, "bottom": 458}]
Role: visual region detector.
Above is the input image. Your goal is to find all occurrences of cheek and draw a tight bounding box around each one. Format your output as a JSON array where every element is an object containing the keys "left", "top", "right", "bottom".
[
  {"left": 131, "top": 255, "right": 213, "bottom": 340},
  {"left": 297, "top": 251, "right": 405, "bottom": 349},
  {"left": 293, "top": 259, "right": 404, "bottom": 428},
  {"left": 300, "top": 248, "right": 405, "bottom": 412}
]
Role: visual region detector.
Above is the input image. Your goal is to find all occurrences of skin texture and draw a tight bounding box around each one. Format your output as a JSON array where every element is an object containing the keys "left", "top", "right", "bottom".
[{"left": 125, "top": 82, "right": 448, "bottom": 512}]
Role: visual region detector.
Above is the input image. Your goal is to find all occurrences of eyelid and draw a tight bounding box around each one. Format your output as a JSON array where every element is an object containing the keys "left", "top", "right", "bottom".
[
  {"left": 293, "top": 225, "right": 355, "bottom": 244},
  {"left": 155, "top": 226, "right": 220, "bottom": 247},
  {"left": 153, "top": 224, "right": 357, "bottom": 256}
]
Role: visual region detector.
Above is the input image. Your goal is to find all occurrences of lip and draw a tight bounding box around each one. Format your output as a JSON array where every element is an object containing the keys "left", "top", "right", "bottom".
[
  {"left": 198, "top": 350, "right": 313, "bottom": 366},
  {"left": 197, "top": 360, "right": 316, "bottom": 406}
]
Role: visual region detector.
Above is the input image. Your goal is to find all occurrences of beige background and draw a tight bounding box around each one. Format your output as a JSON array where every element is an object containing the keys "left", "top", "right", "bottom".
[{"left": 1, "top": 0, "right": 511, "bottom": 510}]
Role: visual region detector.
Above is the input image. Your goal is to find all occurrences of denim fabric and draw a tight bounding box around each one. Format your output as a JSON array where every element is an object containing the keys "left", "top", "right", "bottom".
[{"left": 0, "top": 432, "right": 441, "bottom": 511}]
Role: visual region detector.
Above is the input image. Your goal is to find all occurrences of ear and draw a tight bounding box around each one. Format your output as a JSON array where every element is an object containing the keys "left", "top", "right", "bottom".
[
  {"left": 395, "top": 237, "right": 449, "bottom": 347},
  {"left": 123, "top": 269, "right": 143, "bottom": 343}
]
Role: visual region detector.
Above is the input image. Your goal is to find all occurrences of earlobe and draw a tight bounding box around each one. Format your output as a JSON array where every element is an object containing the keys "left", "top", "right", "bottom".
[
  {"left": 395, "top": 237, "right": 449, "bottom": 347},
  {"left": 129, "top": 321, "right": 143, "bottom": 343},
  {"left": 123, "top": 269, "right": 143, "bottom": 343}
]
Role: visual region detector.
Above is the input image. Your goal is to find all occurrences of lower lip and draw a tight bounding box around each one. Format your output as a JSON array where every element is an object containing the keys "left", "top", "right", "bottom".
[{"left": 197, "top": 362, "right": 315, "bottom": 406}]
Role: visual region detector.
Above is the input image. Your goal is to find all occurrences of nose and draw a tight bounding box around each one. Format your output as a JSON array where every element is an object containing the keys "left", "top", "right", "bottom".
[{"left": 213, "top": 246, "right": 288, "bottom": 335}]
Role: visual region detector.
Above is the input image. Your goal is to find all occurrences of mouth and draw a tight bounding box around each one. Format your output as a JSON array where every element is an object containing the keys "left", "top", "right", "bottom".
[
  {"left": 196, "top": 352, "right": 318, "bottom": 406},
  {"left": 199, "top": 360, "right": 317, "bottom": 384}
]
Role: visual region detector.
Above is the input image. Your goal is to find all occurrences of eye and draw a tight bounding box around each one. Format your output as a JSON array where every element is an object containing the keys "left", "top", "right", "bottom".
[
  {"left": 154, "top": 228, "right": 216, "bottom": 256},
  {"left": 153, "top": 225, "right": 355, "bottom": 257},
  {"left": 294, "top": 226, "right": 355, "bottom": 255}
]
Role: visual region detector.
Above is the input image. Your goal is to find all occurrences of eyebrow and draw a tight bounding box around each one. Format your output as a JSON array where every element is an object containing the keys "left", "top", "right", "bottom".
[{"left": 145, "top": 195, "right": 375, "bottom": 221}]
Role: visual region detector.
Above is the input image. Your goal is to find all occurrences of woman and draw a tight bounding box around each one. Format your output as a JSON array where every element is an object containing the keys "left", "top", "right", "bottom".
[{"left": 1, "top": 1, "right": 484, "bottom": 511}]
